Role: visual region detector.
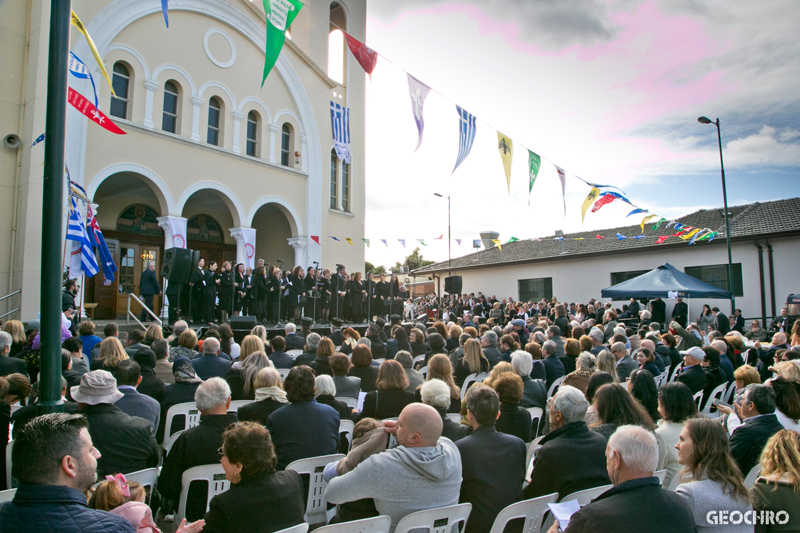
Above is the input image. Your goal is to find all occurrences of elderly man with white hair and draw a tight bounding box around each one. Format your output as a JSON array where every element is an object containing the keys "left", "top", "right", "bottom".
[
  {"left": 588, "top": 328, "right": 606, "bottom": 356},
  {"left": 525, "top": 385, "right": 610, "bottom": 501},
  {"left": 542, "top": 340, "right": 565, "bottom": 389},
  {"left": 755, "top": 332, "right": 790, "bottom": 382},
  {"left": 709, "top": 339, "right": 735, "bottom": 382},
  {"left": 511, "top": 350, "right": 546, "bottom": 409},
  {"left": 421, "top": 379, "right": 468, "bottom": 442},
  {"left": 191, "top": 337, "right": 230, "bottom": 380},
  {"left": 611, "top": 342, "right": 638, "bottom": 382},
  {"left": 284, "top": 321, "right": 306, "bottom": 351},
  {"left": 549, "top": 425, "right": 695, "bottom": 532}
]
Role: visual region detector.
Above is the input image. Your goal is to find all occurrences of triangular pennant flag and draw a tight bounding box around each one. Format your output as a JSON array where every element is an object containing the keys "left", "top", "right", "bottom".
[
  {"left": 161, "top": 0, "right": 169, "bottom": 28},
  {"left": 434, "top": 235, "right": 443, "bottom": 240},
  {"left": 491, "top": 239, "right": 502, "bottom": 250},
  {"left": 627, "top": 208, "right": 647, "bottom": 217},
  {"left": 473, "top": 239, "right": 481, "bottom": 248},
  {"left": 68, "top": 88, "right": 126, "bottom": 134},
  {"left": 455, "top": 239, "right": 461, "bottom": 246},
  {"left": 697, "top": 231, "right": 718, "bottom": 242},
  {"left": 68, "top": 52, "right": 99, "bottom": 109},
  {"left": 674, "top": 223, "right": 685, "bottom": 230},
  {"left": 554, "top": 237, "right": 564, "bottom": 242},
  {"left": 31, "top": 133, "right": 44, "bottom": 147},
  {"left": 640, "top": 215, "right": 657, "bottom": 233},
  {"left": 616, "top": 233, "right": 627, "bottom": 240},
  {"left": 71, "top": 11, "right": 115, "bottom": 97},
  {"left": 398, "top": 239, "right": 405, "bottom": 248},
  {"left": 453, "top": 106, "right": 477, "bottom": 173},
  {"left": 591, "top": 194, "right": 616, "bottom": 213},
  {"left": 656, "top": 235, "right": 669, "bottom": 244},
  {"left": 328, "top": 236, "right": 340, "bottom": 241},
  {"left": 311, "top": 236, "right": 320, "bottom": 245},
  {"left": 527, "top": 151, "right": 541, "bottom": 206},
  {"left": 634, "top": 235, "right": 646, "bottom": 239},
  {"left": 651, "top": 218, "right": 667, "bottom": 230},
  {"left": 574, "top": 238, "right": 584, "bottom": 241},
  {"left": 497, "top": 132, "right": 514, "bottom": 193},
  {"left": 417, "top": 239, "right": 427, "bottom": 246},
  {"left": 261, "top": 0, "right": 303, "bottom": 86},
  {"left": 507, "top": 237, "right": 519, "bottom": 243},
  {"left": 596, "top": 235, "right": 605, "bottom": 239},
  {"left": 362, "top": 238, "right": 370, "bottom": 247},
  {"left": 581, "top": 187, "right": 600, "bottom": 223},
  {"left": 344, "top": 33, "right": 378, "bottom": 79},
  {"left": 380, "top": 239, "right": 388, "bottom": 248},
  {"left": 680, "top": 228, "right": 701, "bottom": 241},
  {"left": 666, "top": 220, "right": 679, "bottom": 229},
  {"left": 346, "top": 238, "right": 354, "bottom": 246},
  {"left": 555, "top": 165, "right": 567, "bottom": 217},
  {"left": 688, "top": 229, "right": 711, "bottom": 245},
  {"left": 407, "top": 74, "right": 432, "bottom": 152}
]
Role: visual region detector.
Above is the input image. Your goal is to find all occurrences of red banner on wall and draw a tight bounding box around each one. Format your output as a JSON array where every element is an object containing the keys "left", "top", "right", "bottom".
[{"left": 68, "top": 87, "right": 126, "bottom": 135}]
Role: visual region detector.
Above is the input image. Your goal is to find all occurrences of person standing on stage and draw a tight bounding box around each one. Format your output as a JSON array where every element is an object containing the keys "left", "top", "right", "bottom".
[
  {"left": 243, "top": 266, "right": 254, "bottom": 316},
  {"left": 202, "top": 260, "right": 220, "bottom": 324},
  {"left": 365, "top": 272, "right": 378, "bottom": 323},
  {"left": 234, "top": 263, "right": 246, "bottom": 317},
  {"left": 267, "top": 266, "right": 283, "bottom": 324},
  {"left": 289, "top": 266, "right": 307, "bottom": 322},
  {"left": 332, "top": 265, "right": 347, "bottom": 320},
  {"left": 190, "top": 258, "right": 206, "bottom": 323},
  {"left": 377, "top": 273, "right": 390, "bottom": 320},
  {"left": 281, "top": 270, "right": 292, "bottom": 321},
  {"left": 390, "top": 274, "right": 402, "bottom": 317},
  {"left": 218, "top": 261, "right": 234, "bottom": 324},
  {"left": 305, "top": 266, "right": 318, "bottom": 321},
  {"left": 350, "top": 272, "right": 366, "bottom": 324},
  {"left": 251, "top": 265, "right": 267, "bottom": 324},
  {"left": 139, "top": 261, "right": 161, "bottom": 322},
  {"left": 320, "top": 269, "right": 332, "bottom": 324}
]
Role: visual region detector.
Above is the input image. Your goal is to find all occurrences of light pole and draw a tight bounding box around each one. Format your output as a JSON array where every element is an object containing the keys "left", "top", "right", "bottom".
[
  {"left": 434, "top": 193, "right": 451, "bottom": 270},
  {"left": 698, "top": 116, "right": 735, "bottom": 312}
]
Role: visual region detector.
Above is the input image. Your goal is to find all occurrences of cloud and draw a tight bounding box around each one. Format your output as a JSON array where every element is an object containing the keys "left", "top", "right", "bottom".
[{"left": 725, "top": 126, "right": 800, "bottom": 168}]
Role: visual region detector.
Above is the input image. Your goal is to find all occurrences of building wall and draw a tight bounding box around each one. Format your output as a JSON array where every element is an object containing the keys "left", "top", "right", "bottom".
[{"left": 432, "top": 236, "right": 800, "bottom": 323}]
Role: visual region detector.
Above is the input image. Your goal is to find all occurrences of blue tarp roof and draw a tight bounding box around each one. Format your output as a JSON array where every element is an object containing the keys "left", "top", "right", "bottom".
[{"left": 601, "top": 263, "right": 733, "bottom": 299}]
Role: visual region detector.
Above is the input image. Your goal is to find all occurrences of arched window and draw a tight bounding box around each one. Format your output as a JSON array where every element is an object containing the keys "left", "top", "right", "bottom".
[
  {"left": 328, "top": 2, "right": 347, "bottom": 84},
  {"left": 246, "top": 111, "right": 259, "bottom": 157},
  {"left": 341, "top": 160, "right": 350, "bottom": 212},
  {"left": 330, "top": 149, "right": 338, "bottom": 209},
  {"left": 110, "top": 62, "right": 130, "bottom": 119},
  {"left": 207, "top": 96, "right": 222, "bottom": 146},
  {"left": 281, "top": 123, "right": 293, "bottom": 167},
  {"left": 162, "top": 80, "right": 180, "bottom": 133}
]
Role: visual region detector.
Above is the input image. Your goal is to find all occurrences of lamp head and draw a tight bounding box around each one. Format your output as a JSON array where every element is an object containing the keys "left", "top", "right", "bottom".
[
  {"left": 697, "top": 116, "right": 714, "bottom": 124},
  {"left": 434, "top": 193, "right": 443, "bottom": 197}
]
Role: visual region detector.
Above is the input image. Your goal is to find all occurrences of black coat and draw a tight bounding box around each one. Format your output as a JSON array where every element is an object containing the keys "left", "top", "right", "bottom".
[
  {"left": 542, "top": 356, "right": 566, "bottom": 389},
  {"left": 0, "top": 355, "right": 27, "bottom": 377},
  {"left": 328, "top": 330, "right": 345, "bottom": 346},
  {"left": 267, "top": 400, "right": 340, "bottom": 471},
  {"left": 160, "top": 413, "right": 238, "bottom": 519},
  {"left": 158, "top": 381, "right": 202, "bottom": 442},
  {"left": 495, "top": 403, "right": 532, "bottom": 443},
  {"left": 269, "top": 350, "right": 295, "bottom": 369},
  {"left": 359, "top": 388, "right": 416, "bottom": 420},
  {"left": 80, "top": 403, "right": 159, "bottom": 477},
  {"left": 349, "top": 365, "right": 379, "bottom": 393},
  {"left": 293, "top": 351, "right": 317, "bottom": 368},
  {"left": 366, "top": 335, "right": 387, "bottom": 359},
  {"left": 456, "top": 426, "right": 526, "bottom": 533},
  {"left": 62, "top": 290, "right": 76, "bottom": 312},
  {"left": 435, "top": 405, "right": 468, "bottom": 442},
  {"left": 284, "top": 334, "right": 306, "bottom": 351},
  {"left": 675, "top": 364, "right": 707, "bottom": 395},
  {"left": 202, "top": 470, "right": 306, "bottom": 533},
  {"left": 137, "top": 365, "right": 165, "bottom": 403},
  {"left": 651, "top": 299, "right": 666, "bottom": 324},
  {"left": 714, "top": 312, "right": 731, "bottom": 335},
  {"left": 730, "top": 413, "right": 784, "bottom": 477},
  {"left": 309, "top": 356, "right": 333, "bottom": 376},
  {"left": 566, "top": 477, "right": 695, "bottom": 533},
  {"left": 237, "top": 398, "right": 287, "bottom": 426},
  {"left": 316, "top": 395, "right": 352, "bottom": 421},
  {"left": 671, "top": 302, "right": 689, "bottom": 327},
  {"left": 523, "top": 421, "right": 611, "bottom": 500},
  {"left": 139, "top": 267, "right": 161, "bottom": 296},
  {"left": 482, "top": 346, "right": 504, "bottom": 368}
]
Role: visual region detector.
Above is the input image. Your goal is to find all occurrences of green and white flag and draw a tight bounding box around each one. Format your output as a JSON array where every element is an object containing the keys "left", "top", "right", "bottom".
[
  {"left": 528, "top": 150, "right": 541, "bottom": 205},
  {"left": 262, "top": 0, "right": 303, "bottom": 86}
]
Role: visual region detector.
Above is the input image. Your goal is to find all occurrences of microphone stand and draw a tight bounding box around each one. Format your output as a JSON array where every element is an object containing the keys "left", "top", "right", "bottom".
[
  {"left": 276, "top": 259, "right": 285, "bottom": 327},
  {"left": 366, "top": 269, "right": 372, "bottom": 325}
]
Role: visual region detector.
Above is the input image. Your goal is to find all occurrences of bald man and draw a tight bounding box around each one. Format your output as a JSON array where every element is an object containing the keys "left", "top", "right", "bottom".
[
  {"left": 756, "top": 332, "right": 790, "bottom": 382},
  {"left": 325, "top": 404, "right": 462, "bottom": 531},
  {"left": 611, "top": 342, "right": 638, "bottom": 382},
  {"left": 710, "top": 339, "right": 735, "bottom": 382},
  {"left": 640, "top": 339, "right": 665, "bottom": 373}
]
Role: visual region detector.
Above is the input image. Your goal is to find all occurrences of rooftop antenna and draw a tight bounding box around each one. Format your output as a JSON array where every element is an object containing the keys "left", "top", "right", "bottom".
[{"left": 555, "top": 230, "right": 567, "bottom": 255}]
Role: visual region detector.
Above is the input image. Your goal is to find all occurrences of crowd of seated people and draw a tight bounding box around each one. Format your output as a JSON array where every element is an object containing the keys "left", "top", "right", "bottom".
[{"left": 0, "top": 296, "right": 798, "bottom": 532}]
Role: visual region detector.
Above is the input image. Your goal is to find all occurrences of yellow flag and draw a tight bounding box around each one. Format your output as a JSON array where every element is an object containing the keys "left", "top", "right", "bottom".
[
  {"left": 681, "top": 228, "right": 701, "bottom": 240},
  {"left": 345, "top": 238, "right": 354, "bottom": 246},
  {"left": 497, "top": 132, "right": 513, "bottom": 194},
  {"left": 640, "top": 214, "right": 657, "bottom": 233},
  {"left": 491, "top": 239, "right": 502, "bottom": 250},
  {"left": 72, "top": 11, "right": 115, "bottom": 97},
  {"left": 581, "top": 187, "right": 600, "bottom": 224}
]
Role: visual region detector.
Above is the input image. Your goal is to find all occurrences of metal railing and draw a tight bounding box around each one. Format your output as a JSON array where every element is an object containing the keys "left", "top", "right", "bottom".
[
  {"left": 0, "top": 290, "right": 21, "bottom": 319},
  {"left": 126, "top": 293, "right": 162, "bottom": 328}
]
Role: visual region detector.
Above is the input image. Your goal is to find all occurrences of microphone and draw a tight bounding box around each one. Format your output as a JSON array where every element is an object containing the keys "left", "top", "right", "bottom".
[{"left": 276, "top": 259, "right": 283, "bottom": 262}]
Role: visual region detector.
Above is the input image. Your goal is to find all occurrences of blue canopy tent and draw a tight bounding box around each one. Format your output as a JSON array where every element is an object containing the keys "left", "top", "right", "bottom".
[{"left": 601, "top": 263, "right": 733, "bottom": 300}]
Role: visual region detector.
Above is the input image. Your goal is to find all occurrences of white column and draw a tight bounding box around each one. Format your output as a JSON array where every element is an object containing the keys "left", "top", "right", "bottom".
[
  {"left": 300, "top": 134, "right": 308, "bottom": 173},
  {"left": 232, "top": 111, "right": 244, "bottom": 154},
  {"left": 268, "top": 123, "right": 278, "bottom": 164},
  {"left": 143, "top": 80, "right": 158, "bottom": 129},
  {"left": 229, "top": 227, "right": 257, "bottom": 269},
  {"left": 287, "top": 236, "right": 308, "bottom": 269},
  {"left": 191, "top": 96, "right": 204, "bottom": 142},
  {"left": 157, "top": 216, "right": 188, "bottom": 250}
]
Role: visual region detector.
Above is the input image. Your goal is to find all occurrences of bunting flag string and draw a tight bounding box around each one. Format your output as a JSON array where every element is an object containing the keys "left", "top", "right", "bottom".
[
  {"left": 581, "top": 187, "right": 601, "bottom": 224},
  {"left": 261, "top": 0, "right": 303, "bottom": 86},
  {"left": 407, "top": 74, "right": 431, "bottom": 152},
  {"left": 527, "top": 150, "right": 541, "bottom": 206},
  {"left": 555, "top": 166, "right": 567, "bottom": 217},
  {"left": 68, "top": 52, "right": 99, "bottom": 109},
  {"left": 497, "top": 132, "right": 513, "bottom": 194},
  {"left": 310, "top": 236, "right": 320, "bottom": 245},
  {"left": 362, "top": 238, "right": 370, "bottom": 247},
  {"left": 453, "top": 106, "right": 477, "bottom": 173},
  {"left": 344, "top": 33, "right": 378, "bottom": 80},
  {"left": 345, "top": 238, "right": 354, "bottom": 245},
  {"left": 640, "top": 214, "right": 657, "bottom": 233},
  {"left": 161, "top": 0, "right": 170, "bottom": 28},
  {"left": 491, "top": 240, "right": 502, "bottom": 250},
  {"left": 71, "top": 11, "right": 115, "bottom": 97},
  {"left": 68, "top": 88, "right": 126, "bottom": 134}
]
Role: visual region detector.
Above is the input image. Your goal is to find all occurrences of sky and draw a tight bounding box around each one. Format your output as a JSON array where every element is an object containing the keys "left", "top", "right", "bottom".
[{"left": 359, "top": 0, "right": 800, "bottom": 269}]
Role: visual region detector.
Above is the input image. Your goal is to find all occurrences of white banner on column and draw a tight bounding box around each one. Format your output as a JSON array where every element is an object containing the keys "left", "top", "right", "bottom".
[
  {"left": 168, "top": 217, "right": 187, "bottom": 249},
  {"left": 241, "top": 227, "right": 256, "bottom": 270}
]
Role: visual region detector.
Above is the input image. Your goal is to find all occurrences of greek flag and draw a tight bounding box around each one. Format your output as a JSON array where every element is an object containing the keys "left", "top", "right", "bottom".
[
  {"left": 87, "top": 205, "right": 117, "bottom": 281},
  {"left": 66, "top": 197, "right": 99, "bottom": 277},
  {"left": 330, "top": 101, "right": 351, "bottom": 163},
  {"left": 453, "top": 106, "right": 477, "bottom": 173},
  {"left": 68, "top": 52, "right": 99, "bottom": 109}
]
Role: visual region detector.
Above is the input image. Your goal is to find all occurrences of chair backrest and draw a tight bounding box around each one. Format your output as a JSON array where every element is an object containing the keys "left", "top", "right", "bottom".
[
  {"left": 394, "top": 503, "right": 472, "bottom": 533},
  {"left": 666, "top": 472, "right": 684, "bottom": 491},
  {"left": 445, "top": 413, "right": 462, "bottom": 424},
  {"left": 0, "top": 488, "right": 16, "bottom": 504},
  {"left": 314, "top": 515, "right": 393, "bottom": 533},
  {"left": 654, "top": 469, "right": 667, "bottom": 484},
  {"left": 693, "top": 390, "right": 704, "bottom": 410},
  {"left": 336, "top": 396, "right": 358, "bottom": 409},
  {"left": 274, "top": 524, "right": 310, "bottom": 533},
  {"left": 412, "top": 355, "right": 426, "bottom": 368},
  {"left": 125, "top": 468, "right": 159, "bottom": 505},
  {"left": 699, "top": 382, "right": 728, "bottom": 418},
  {"left": 460, "top": 372, "right": 489, "bottom": 399},
  {"left": 662, "top": 366, "right": 671, "bottom": 383},
  {"left": 526, "top": 407, "right": 544, "bottom": 439},
  {"left": 723, "top": 381, "right": 737, "bottom": 404},
  {"left": 278, "top": 367, "right": 292, "bottom": 380},
  {"left": 162, "top": 402, "right": 202, "bottom": 451},
  {"left": 559, "top": 484, "right": 613, "bottom": 506},
  {"left": 546, "top": 377, "right": 564, "bottom": 400},
  {"left": 287, "top": 349, "right": 303, "bottom": 357},
  {"left": 744, "top": 464, "right": 762, "bottom": 489},
  {"left": 525, "top": 436, "right": 546, "bottom": 483},
  {"left": 286, "top": 453, "right": 346, "bottom": 525},
  {"left": 176, "top": 464, "right": 230, "bottom": 524},
  {"left": 339, "top": 419, "right": 355, "bottom": 451},
  {"left": 383, "top": 417, "right": 399, "bottom": 449},
  {"left": 5, "top": 440, "right": 12, "bottom": 489},
  {"left": 373, "top": 358, "right": 386, "bottom": 366},
  {"left": 489, "top": 493, "right": 559, "bottom": 533},
  {"left": 420, "top": 366, "right": 429, "bottom": 380},
  {"left": 668, "top": 365, "right": 680, "bottom": 382}
]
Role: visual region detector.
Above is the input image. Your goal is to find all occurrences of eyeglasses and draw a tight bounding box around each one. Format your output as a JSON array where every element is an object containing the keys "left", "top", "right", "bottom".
[{"left": 217, "top": 447, "right": 226, "bottom": 460}]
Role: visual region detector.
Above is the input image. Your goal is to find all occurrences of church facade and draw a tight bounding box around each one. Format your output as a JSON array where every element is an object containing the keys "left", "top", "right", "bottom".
[{"left": 1, "top": 0, "right": 366, "bottom": 320}]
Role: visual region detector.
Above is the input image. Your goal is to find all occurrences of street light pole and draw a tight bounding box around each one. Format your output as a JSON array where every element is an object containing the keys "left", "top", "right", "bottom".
[
  {"left": 698, "top": 116, "right": 735, "bottom": 312},
  {"left": 434, "top": 193, "right": 451, "bottom": 271}
]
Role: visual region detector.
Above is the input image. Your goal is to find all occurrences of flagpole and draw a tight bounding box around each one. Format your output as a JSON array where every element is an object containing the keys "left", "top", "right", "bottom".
[{"left": 40, "top": 0, "right": 72, "bottom": 415}]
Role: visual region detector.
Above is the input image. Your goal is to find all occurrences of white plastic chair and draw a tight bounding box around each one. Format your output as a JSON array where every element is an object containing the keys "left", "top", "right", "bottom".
[
  {"left": 394, "top": 502, "right": 472, "bottom": 533},
  {"left": 699, "top": 383, "right": 728, "bottom": 418},
  {"left": 278, "top": 367, "right": 292, "bottom": 380},
  {"left": 420, "top": 366, "right": 429, "bottom": 380},
  {"left": 460, "top": 372, "right": 489, "bottom": 399},
  {"left": 654, "top": 469, "right": 667, "bottom": 484},
  {"left": 125, "top": 468, "right": 159, "bottom": 505},
  {"left": 286, "top": 453, "right": 346, "bottom": 525},
  {"left": 339, "top": 419, "right": 355, "bottom": 451},
  {"left": 744, "top": 464, "right": 762, "bottom": 489},
  {"left": 445, "top": 413, "right": 462, "bottom": 424},
  {"left": 275, "top": 524, "right": 310, "bottom": 533},
  {"left": 546, "top": 377, "right": 564, "bottom": 400},
  {"left": 525, "top": 436, "right": 546, "bottom": 483},
  {"left": 176, "top": 464, "right": 230, "bottom": 524},
  {"left": 336, "top": 396, "right": 358, "bottom": 409},
  {"left": 661, "top": 366, "right": 671, "bottom": 385},
  {"left": 287, "top": 349, "right": 303, "bottom": 358},
  {"left": 373, "top": 358, "right": 386, "bottom": 366},
  {"left": 723, "top": 381, "right": 737, "bottom": 404},
  {"left": 489, "top": 493, "right": 558, "bottom": 533},
  {"left": 314, "top": 515, "right": 392, "bottom": 532},
  {"left": 383, "top": 417, "right": 400, "bottom": 449},
  {"left": 412, "top": 355, "right": 426, "bottom": 368},
  {"left": 669, "top": 365, "right": 681, "bottom": 382},
  {"left": 693, "top": 390, "right": 704, "bottom": 410},
  {"left": 526, "top": 407, "right": 544, "bottom": 439},
  {"left": 162, "top": 402, "right": 201, "bottom": 452},
  {"left": 666, "top": 472, "right": 684, "bottom": 491},
  {"left": 5, "top": 440, "right": 12, "bottom": 489},
  {"left": 0, "top": 488, "right": 16, "bottom": 504},
  {"left": 542, "top": 484, "right": 613, "bottom": 531}
]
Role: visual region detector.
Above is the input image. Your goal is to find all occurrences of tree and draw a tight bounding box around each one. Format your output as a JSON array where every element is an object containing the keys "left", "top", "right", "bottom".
[
  {"left": 365, "top": 261, "right": 387, "bottom": 275},
  {"left": 397, "top": 247, "right": 434, "bottom": 272}
]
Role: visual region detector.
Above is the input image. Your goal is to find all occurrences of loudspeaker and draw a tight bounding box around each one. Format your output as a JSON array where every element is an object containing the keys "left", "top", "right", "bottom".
[
  {"left": 444, "top": 275, "right": 462, "bottom": 295},
  {"left": 230, "top": 316, "right": 257, "bottom": 330},
  {"left": 161, "top": 248, "right": 194, "bottom": 283}
]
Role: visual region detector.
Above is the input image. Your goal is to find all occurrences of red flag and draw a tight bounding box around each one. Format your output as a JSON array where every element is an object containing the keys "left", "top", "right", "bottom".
[
  {"left": 68, "top": 88, "right": 126, "bottom": 134},
  {"left": 591, "top": 194, "right": 615, "bottom": 213},
  {"left": 310, "top": 236, "right": 320, "bottom": 245},
  {"left": 434, "top": 234, "right": 443, "bottom": 240},
  {"left": 344, "top": 33, "right": 378, "bottom": 79},
  {"left": 595, "top": 234, "right": 605, "bottom": 239},
  {"left": 657, "top": 236, "right": 669, "bottom": 244}
]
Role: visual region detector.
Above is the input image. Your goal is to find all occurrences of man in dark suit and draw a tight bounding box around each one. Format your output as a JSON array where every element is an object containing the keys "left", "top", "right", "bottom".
[
  {"left": 111, "top": 359, "right": 160, "bottom": 433},
  {"left": 294, "top": 333, "right": 320, "bottom": 367},
  {"left": 770, "top": 307, "right": 790, "bottom": 333},
  {"left": 457, "top": 385, "right": 525, "bottom": 533},
  {"left": 328, "top": 318, "right": 345, "bottom": 346},
  {"left": 268, "top": 336, "right": 294, "bottom": 369},
  {"left": 138, "top": 261, "right": 161, "bottom": 321},
  {"left": 755, "top": 333, "right": 790, "bottom": 382},
  {"left": 712, "top": 307, "right": 730, "bottom": 335},
  {"left": 189, "top": 258, "right": 206, "bottom": 323},
  {"left": 671, "top": 297, "right": 688, "bottom": 328},
  {"left": 365, "top": 323, "right": 386, "bottom": 359},
  {"left": 650, "top": 297, "right": 666, "bottom": 325},
  {"left": 611, "top": 342, "right": 638, "bottom": 382},
  {"left": 331, "top": 265, "right": 347, "bottom": 319},
  {"left": 524, "top": 385, "right": 610, "bottom": 500},
  {"left": 0, "top": 331, "right": 27, "bottom": 377},
  {"left": 283, "top": 322, "right": 306, "bottom": 351},
  {"left": 202, "top": 261, "right": 220, "bottom": 324},
  {"left": 730, "top": 384, "right": 784, "bottom": 477},
  {"left": 542, "top": 340, "right": 565, "bottom": 389},
  {"left": 191, "top": 338, "right": 231, "bottom": 380},
  {"left": 675, "top": 346, "right": 708, "bottom": 394}
]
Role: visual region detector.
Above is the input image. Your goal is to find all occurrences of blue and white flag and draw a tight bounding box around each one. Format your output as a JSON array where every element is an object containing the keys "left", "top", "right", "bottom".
[
  {"left": 66, "top": 197, "right": 99, "bottom": 277},
  {"left": 616, "top": 233, "right": 627, "bottom": 240},
  {"left": 453, "top": 105, "right": 477, "bottom": 173},
  {"left": 472, "top": 239, "right": 481, "bottom": 248},
  {"left": 398, "top": 239, "right": 405, "bottom": 248},
  {"left": 330, "top": 101, "right": 351, "bottom": 163},
  {"left": 407, "top": 74, "right": 431, "bottom": 152},
  {"left": 31, "top": 133, "right": 45, "bottom": 147},
  {"left": 68, "top": 52, "right": 99, "bottom": 109},
  {"left": 87, "top": 205, "right": 117, "bottom": 281},
  {"left": 380, "top": 239, "right": 388, "bottom": 248}
]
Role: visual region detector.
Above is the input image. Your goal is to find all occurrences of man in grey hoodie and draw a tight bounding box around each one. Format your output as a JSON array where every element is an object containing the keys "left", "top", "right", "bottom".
[{"left": 324, "top": 403, "right": 462, "bottom": 531}]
